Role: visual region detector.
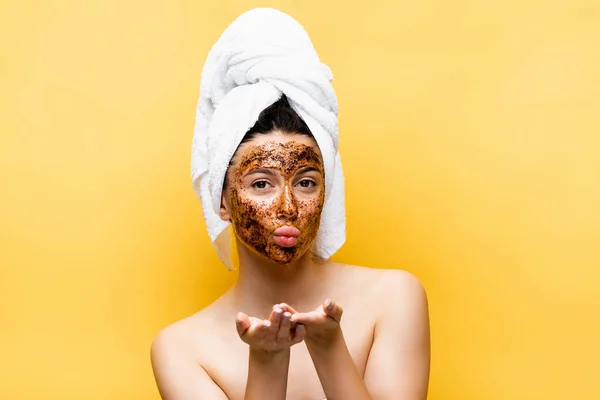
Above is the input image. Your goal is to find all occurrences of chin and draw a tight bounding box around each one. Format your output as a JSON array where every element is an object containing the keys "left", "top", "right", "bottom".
[
  {"left": 260, "top": 244, "right": 306, "bottom": 265},
  {"left": 268, "top": 252, "right": 300, "bottom": 265}
]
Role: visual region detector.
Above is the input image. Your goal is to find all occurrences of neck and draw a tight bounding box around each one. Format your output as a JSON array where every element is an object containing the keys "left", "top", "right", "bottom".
[{"left": 231, "top": 240, "right": 333, "bottom": 317}]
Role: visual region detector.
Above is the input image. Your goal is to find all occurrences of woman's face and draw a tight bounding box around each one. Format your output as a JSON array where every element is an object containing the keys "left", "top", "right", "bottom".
[{"left": 221, "top": 132, "right": 325, "bottom": 264}]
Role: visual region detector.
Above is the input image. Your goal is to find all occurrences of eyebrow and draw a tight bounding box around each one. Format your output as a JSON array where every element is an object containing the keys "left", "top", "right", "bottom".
[
  {"left": 245, "top": 168, "right": 278, "bottom": 177},
  {"left": 296, "top": 166, "right": 321, "bottom": 175},
  {"left": 244, "top": 166, "right": 322, "bottom": 177}
]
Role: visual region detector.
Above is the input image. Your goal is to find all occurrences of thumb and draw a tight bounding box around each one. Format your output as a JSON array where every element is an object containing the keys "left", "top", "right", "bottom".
[
  {"left": 235, "top": 312, "right": 251, "bottom": 337},
  {"left": 323, "top": 299, "right": 343, "bottom": 323}
]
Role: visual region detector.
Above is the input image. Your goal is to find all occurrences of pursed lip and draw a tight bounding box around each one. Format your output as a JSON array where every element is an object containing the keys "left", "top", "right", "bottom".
[{"left": 273, "top": 226, "right": 300, "bottom": 237}]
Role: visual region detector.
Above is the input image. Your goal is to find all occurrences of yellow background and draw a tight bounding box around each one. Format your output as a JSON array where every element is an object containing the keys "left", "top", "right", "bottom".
[{"left": 1, "top": 0, "right": 599, "bottom": 398}]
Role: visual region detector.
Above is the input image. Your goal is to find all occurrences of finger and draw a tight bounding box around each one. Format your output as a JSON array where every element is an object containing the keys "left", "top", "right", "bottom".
[
  {"left": 235, "top": 312, "right": 251, "bottom": 337},
  {"left": 289, "top": 312, "right": 319, "bottom": 325},
  {"left": 269, "top": 306, "right": 283, "bottom": 329},
  {"left": 278, "top": 303, "right": 298, "bottom": 314},
  {"left": 291, "top": 323, "right": 306, "bottom": 345},
  {"left": 277, "top": 311, "right": 292, "bottom": 341},
  {"left": 260, "top": 317, "right": 279, "bottom": 342},
  {"left": 267, "top": 306, "right": 282, "bottom": 341},
  {"left": 288, "top": 317, "right": 298, "bottom": 335},
  {"left": 323, "top": 299, "right": 343, "bottom": 323},
  {"left": 245, "top": 317, "right": 269, "bottom": 338}
]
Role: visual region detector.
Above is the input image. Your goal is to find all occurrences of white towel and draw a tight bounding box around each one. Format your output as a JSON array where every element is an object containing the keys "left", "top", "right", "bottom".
[{"left": 191, "top": 8, "right": 346, "bottom": 269}]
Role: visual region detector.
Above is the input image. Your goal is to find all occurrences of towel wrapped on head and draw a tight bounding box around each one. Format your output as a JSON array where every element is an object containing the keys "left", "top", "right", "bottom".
[{"left": 191, "top": 8, "right": 346, "bottom": 269}]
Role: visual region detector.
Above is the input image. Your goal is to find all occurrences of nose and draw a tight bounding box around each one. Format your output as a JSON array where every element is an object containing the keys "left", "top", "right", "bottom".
[{"left": 276, "top": 184, "right": 298, "bottom": 220}]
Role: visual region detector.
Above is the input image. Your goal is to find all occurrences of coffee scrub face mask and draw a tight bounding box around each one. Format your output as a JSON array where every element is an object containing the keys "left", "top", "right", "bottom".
[{"left": 222, "top": 134, "right": 325, "bottom": 265}]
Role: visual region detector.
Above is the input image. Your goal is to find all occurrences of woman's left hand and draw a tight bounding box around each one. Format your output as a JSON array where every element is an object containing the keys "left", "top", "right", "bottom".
[{"left": 277, "top": 299, "right": 343, "bottom": 348}]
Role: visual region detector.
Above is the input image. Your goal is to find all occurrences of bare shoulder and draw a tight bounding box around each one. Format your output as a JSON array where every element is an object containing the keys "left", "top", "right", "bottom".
[
  {"left": 343, "top": 265, "right": 430, "bottom": 398},
  {"left": 150, "top": 312, "right": 205, "bottom": 383},
  {"left": 151, "top": 315, "right": 199, "bottom": 362},
  {"left": 378, "top": 268, "right": 428, "bottom": 302},
  {"left": 357, "top": 266, "right": 429, "bottom": 342},
  {"left": 150, "top": 301, "right": 229, "bottom": 399},
  {"left": 151, "top": 300, "right": 226, "bottom": 365},
  {"left": 335, "top": 263, "right": 429, "bottom": 328},
  {"left": 339, "top": 267, "right": 429, "bottom": 396},
  {"left": 337, "top": 263, "right": 427, "bottom": 302}
]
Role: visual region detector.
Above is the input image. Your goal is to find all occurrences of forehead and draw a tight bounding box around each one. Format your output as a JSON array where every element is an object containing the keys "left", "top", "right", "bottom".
[{"left": 233, "top": 132, "right": 323, "bottom": 165}]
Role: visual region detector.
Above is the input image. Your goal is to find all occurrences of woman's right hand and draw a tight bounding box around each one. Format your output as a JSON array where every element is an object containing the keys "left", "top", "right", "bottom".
[{"left": 235, "top": 305, "right": 306, "bottom": 354}]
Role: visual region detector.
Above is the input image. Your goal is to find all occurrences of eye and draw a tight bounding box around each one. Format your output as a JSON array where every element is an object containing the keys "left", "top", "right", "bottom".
[
  {"left": 251, "top": 180, "right": 272, "bottom": 190},
  {"left": 297, "top": 178, "right": 316, "bottom": 188}
]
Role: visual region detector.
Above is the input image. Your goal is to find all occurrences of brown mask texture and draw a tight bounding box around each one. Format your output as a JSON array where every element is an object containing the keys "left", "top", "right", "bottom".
[{"left": 225, "top": 140, "right": 325, "bottom": 264}]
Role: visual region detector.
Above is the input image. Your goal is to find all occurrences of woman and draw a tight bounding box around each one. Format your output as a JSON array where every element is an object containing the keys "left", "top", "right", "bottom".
[{"left": 151, "top": 9, "right": 430, "bottom": 400}]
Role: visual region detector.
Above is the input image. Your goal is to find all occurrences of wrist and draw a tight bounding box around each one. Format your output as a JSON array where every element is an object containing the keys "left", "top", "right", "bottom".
[
  {"left": 246, "top": 347, "right": 290, "bottom": 400},
  {"left": 305, "top": 325, "right": 344, "bottom": 354},
  {"left": 249, "top": 346, "right": 290, "bottom": 363}
]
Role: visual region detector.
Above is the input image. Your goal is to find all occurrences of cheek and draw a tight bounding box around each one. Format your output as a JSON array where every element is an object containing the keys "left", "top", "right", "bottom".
[
  {"left": 300, "top": 197, "right": 322, "bottom": 214},
  {"left": 298, "top": 189, "right": 325, "bottom": 221},
  {"left": 230, "top": 189, "right": 275, "bottom": 227}
]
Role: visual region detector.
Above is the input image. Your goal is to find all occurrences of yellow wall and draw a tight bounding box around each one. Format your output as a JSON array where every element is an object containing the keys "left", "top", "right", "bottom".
[{"left": 1, "top": 0, "right": 599, "bottom": 398}]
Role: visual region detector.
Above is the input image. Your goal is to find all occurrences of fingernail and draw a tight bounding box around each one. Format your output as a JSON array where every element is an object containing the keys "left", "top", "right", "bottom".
[
  {"left": 263, "top": 320, "right": 271, "bottom": 327},
  {"left": 284, "top": 312, "right": 291, "bottom": 320},
  {"left": 274, "top": 307, "right": 282, "bottom": 314},
  {"left": 325, "top": 299, "right": 332, "bottom": 309}
]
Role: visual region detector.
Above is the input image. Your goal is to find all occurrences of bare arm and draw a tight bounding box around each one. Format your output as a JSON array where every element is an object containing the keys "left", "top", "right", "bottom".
[
  {"left": 151, "top": 327, "right": 228, "bottom": 400},
  {"left": 363, "top": 270, "right": 431, "bottom": 399},
  {"left": 305, "top": 327, "right": 373, "bottom": 400},
  {"left": 151, "top": 336, "right": 292, "bottom": 400},
  {"left": 284, "top": 270, "right": 430, "bottom": 400},
  {"left": 244, "top": 347, "right": 290, "bottom": 399},
  {"left": 236, "top": 307, "right": 305, "bottom": 400},
  {"left": 150, "top": 307, "right": 304, "bottom": 400},
  {"left": 284, "top": 301, "right": 373, "bottom": 400}
]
